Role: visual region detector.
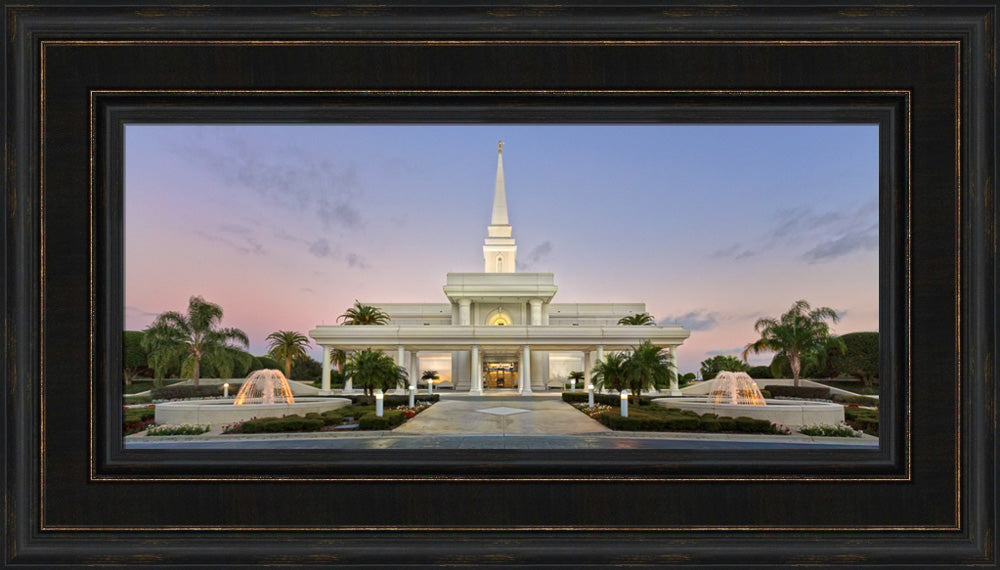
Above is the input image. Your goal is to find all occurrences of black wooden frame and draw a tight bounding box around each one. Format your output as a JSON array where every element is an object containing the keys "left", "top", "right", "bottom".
[{"left": 4, "top": 2, "right": 996, "bottom": 567}]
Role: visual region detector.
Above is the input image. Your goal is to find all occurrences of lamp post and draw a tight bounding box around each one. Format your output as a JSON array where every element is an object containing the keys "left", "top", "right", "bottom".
[
  {"left": 409, "top": 384, "right": 416, "bottom": 408},
  {"left": 571, "top": 378, "right": 576, "bottom": 393},
  {"left": 620, "top": 391, "right": 629, "bottom": 418},
  {"left": 428, "top": 377, "right": 434, "bottom": 396},
  {"left": 375, "top": 389, "right": 384, "bottom": 417},
  {"left": 223, "top": 383, "right": 229, "bottom": 398},
  {"left": 587, "top": 383, "right": 594, "bottom": 407}
]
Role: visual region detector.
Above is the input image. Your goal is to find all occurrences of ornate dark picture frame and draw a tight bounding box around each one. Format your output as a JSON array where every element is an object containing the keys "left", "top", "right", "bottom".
[{"left": 4, "top": 2, "right": 996, "bottom": 567}]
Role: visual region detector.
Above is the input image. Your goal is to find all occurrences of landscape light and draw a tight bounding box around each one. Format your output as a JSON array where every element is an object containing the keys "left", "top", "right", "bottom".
[
  {"left": 375, "top": 389, "right": 384, "bottom": 417},
  {"left": 223, "top": 383, "right": 229, "bottom": 398},
  {"left": 620, "top": 391, "right": 629, "bottom": 417}
]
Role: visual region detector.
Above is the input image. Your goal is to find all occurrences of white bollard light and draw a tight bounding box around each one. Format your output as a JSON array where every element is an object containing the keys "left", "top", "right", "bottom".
[
  {"left": 375, "top": 389, "right": 384, "bottom": 417},
  {"left": 409, "top": 384, "right": 416, "bottom": 408},
  {"left": 571, "top": 379, "right": 576, "bottom": 393},
  {"left": 428, "top": 378, "right": 433, "bottom": 395},
  {"left": 620, "top": 391, "right": 629, "bottom": 417},
  {"left": 587, "top": 384, "right": 594, "bottom": 407},
  {"left": 223, "top": 383, "right": 229, "bottom": 398}
]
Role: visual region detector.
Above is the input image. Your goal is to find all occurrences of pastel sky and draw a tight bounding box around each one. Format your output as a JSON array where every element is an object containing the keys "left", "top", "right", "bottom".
[{"left": 124, "top": 123, "right": 879, "bottom": 375}]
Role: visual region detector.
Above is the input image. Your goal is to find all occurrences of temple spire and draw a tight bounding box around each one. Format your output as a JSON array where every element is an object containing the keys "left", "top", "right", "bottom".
[
  {"left": 491, "top": 141, "right": 509, "bottom": 225},
  {"left": 483, "top": 141, "right": 517, "bottom": 272}
]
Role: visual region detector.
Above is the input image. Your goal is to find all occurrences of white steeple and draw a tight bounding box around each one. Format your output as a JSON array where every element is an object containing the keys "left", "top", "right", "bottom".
[{"left": 483, "top": 141, "right": 517, "bottom": 273}]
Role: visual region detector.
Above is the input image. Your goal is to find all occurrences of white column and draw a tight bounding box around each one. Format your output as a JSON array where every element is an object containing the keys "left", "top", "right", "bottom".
[
  {"left": 521, "top": 345, "right": 532, "bottom": 394},
  {"left": 529, "top": 299, "right": 542, "bottom": 325},
  {"left": 410, "top": 351, "right": 421, "bottom": 396},
  {"left": 583, "top": 350, "right": 593, "bottom": 393},
  {"left": 343, "top": 350, "right": 354, "bottom": 393},
  {"left": 459, "top": 299, "right": 471, "bottom": 325},
  {"left": 668, "top": 345, "right": 683, "bottom": 396},
  {"left": 470, "top": 345, "right": 483, "bottom": 394},
  {"left": 319, "top": 346, "right": 332, "bottom": 395},
  {"left": 396, "top": 346, "right": 406, "bottom": 395}
]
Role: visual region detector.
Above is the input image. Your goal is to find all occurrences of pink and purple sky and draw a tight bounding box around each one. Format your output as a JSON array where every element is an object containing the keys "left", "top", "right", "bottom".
[{"left": 124, "top": 124, "right": 879, "bottom": 374}]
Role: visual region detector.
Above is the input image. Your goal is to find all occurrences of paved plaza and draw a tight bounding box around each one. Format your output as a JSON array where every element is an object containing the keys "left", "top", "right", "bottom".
[{"left": 126, "top": 393, "right": 879, "bottom": 450}]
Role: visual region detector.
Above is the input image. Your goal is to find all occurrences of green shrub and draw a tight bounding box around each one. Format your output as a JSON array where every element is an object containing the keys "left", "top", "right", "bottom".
[
  {"left": 700, "top": 355, "right": 750, "bottom": 380},
  {"left": 150, "top": 384, "right": 243, "bottom": 401},
  {"left": 256, "top": 356, "right": 282, "bottom": 370},
  {"left": 239, "top": 416, "right": 324, "bottom": 433},
  {"left": 747, "top": 365, "right": 773, "bottom": 379},
  {"left": 798, "top": 423, "right": 863, "bottom": 437},
  {"left": 561, "top": 392, "right": 653, "bottom": 407},
  {"left": 764, "top": 385, "right": 831, "bottom": 400},
  {"left": 828, "top": 332, "right": 879, "bottom": 386},
  {"left": 290, "top": 356, "right": 322, "bottom": 381},
  {"left": 147, "top": 423, "right": 210, "bottom": 436},
  {"left": 844, "top": 406, "right": 879, "bottom": 436},
  {"left": 831, "top": 394, "right": 879, "bottom": 406},
  {"left": 759, "top": 390, "right": 772, "bottom": 399},
  {"left": 336, "top": 394, "right": 440, "bottom": 406},
  {"left": 358, "top": 410, "right": 406, "bottom": 430}
]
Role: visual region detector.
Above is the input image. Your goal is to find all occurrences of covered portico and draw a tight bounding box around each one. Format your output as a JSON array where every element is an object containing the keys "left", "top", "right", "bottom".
[{"left": 309, "top": 324, "right": 691, "bottom": 395}]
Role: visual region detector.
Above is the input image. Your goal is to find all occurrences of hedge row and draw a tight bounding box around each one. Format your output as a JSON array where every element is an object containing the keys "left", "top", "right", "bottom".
[
  {"left": 150, "top": 383, "right": 243, "bottom": 401},
  {"left": 232, "top": 404, "right": 413, "bottom": 433},
  {"left": 763, "top": 385, "right": 831, "bottom": 400},
  {"left": 561, "top": 392, "right": 654, "bottom": 407},
  {"left": 598, "top": 407, "right": 784, "bottom": 434},
  {"left": 337, "top": 394, "right": 440, "bottom": 406},
  {"left": 844, "top": 406, "right": 879, "bottom": 436},
  {"left": 831, "top": 394, "right": 880, "bottom": 407}
]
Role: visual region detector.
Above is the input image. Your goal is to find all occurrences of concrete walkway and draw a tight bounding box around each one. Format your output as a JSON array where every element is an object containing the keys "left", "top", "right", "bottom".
[{"left": 392, "top": 395, "right": 609, "bottom": 436}]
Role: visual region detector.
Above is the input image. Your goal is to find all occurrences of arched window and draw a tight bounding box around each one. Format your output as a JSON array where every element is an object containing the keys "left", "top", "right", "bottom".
[{"left": 488, "top": 310, "right": 513, "bottom": 326}]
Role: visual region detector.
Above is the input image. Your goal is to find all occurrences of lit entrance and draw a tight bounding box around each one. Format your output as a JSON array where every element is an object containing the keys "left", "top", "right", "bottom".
[{"left": 484, "top": 361, "right": 518, "bottom": 390}]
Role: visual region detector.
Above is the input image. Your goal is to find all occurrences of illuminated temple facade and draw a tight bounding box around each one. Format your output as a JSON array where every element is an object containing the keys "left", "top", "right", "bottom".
[{"left": 309, "top": 142, "right": 690, "bottom": 394}]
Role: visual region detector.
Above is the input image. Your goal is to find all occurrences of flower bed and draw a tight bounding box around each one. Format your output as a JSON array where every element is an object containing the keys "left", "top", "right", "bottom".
[
  {"left": 798, "top": 423, "right": 864, "bottom": 438},
  {"left": 146, "top": 423, "right": 210, "bottom": 436},
  {"left": 572, "top": 403, "right": 613, "bottom": 419},
  {"left": 390, "top": 403, "right": 432, "bottom": 419},
  {"left": 123, "top": 404, "right": 156, "bottom": 435}
]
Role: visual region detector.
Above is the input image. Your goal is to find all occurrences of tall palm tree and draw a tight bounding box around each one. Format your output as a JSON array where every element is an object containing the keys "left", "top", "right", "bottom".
[
  {"left": 623, "top": 341, "right": 673, "bottom": 404},
  {"left": 343, "top": 348, "right": 408, "bottom": 403},
  {"left": 590, "top": 352, "right": 629, "bottom": 396},
  {"left": 331, "top": 348, "right": 347, "bottom": 372},
  {"left": 266, "top": 330, "right": 311, "bottom": 378},
  {"left": 338, "top": 300, "right": 390, "bottom": 325},
  {"left": 617, "top": 312, "right": 655, "bottom": 325},
  {"left": 742, "top": 299, "right": 846, "bottom": 387},
  {"left": 568, "top": 370, "right": 585, "bottom": 388},
  {"left": 142, "top": 296, "right": 249, "bottom": 388}
]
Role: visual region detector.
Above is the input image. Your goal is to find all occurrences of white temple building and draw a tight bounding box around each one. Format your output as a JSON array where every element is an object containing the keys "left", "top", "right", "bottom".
[{"left": 309, "top": 142, "right": 690, "bottom": 395}]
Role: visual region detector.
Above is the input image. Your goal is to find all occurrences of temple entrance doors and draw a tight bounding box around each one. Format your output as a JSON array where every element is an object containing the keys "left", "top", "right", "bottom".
[{"left": 483, "top": 361, "right": 518, "bottom": 390}]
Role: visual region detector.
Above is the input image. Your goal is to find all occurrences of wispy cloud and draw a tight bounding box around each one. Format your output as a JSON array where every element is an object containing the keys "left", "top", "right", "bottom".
[
  {"left": 196, "top": 225, "right": 265, "bottom": 255},
  {"left": 517, "top": 241, "right": 553, "bottom": 270},
  {"left": 801, "top": 223, "right": 877, "bottom": 263},
  {"left": 125, "top": 305, "right": 160, "bottom": 319},
  {"left": 659, "top": 310, "right": 721, "bottom": 331},
  {"left": 169, "top": 134, "right": 363, "bottom": 230},
  {"left": 710, "top": 244, "right": 755, "bottom": 261}
]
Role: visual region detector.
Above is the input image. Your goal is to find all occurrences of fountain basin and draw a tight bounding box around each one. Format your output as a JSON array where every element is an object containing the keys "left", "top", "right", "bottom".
[
  {"left": 653, "top": 397, "right": 844, "bottom": 429},
  {"left": 154, "top": 397, "right": 351, "bottom": 426}
]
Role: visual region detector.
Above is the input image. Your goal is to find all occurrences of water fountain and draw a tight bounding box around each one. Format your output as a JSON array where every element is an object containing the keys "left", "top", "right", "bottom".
[
  {"left": 654, "top": 371, "right": 844, "bottom": 428},
  {"left": 706, "top": 371, "right": 767, "bottom": 405},
  {"left": 154, "top": 369, "right": 350, "bottom": 426}
]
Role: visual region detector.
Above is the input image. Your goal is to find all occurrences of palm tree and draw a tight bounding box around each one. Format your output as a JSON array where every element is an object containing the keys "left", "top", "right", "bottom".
[
  {"left": 266, "top": 330, "right": 311, "bottom": 378},
  {"left": 142, "top": 295, "right": 249, "bottom": 388},
  {"left": 421, "top": 370, "right": 440, "bottom": 386},
  {"left": 623, "top": 341, "right": 672, "bottom": 404},
  {"left": 331, "top": 348, "right": 347, "bottom": 372},
  {"left": 590, "top": 352, "right": 629, "bottom": 396},
  {"left": 568, "top": 370, "right": 585, "bottom": 389},
  {"left": 617, "top": 312, "right": 655, "bottom": 325},
  {"left": 742, "top": 299, "right": 846, "bottom": 387},
  {"left": 338, "top": 300, "right": 390, "bottom": 325},
  {"left": 343, "top": 348, "right": 408, "bottom": 403}
]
